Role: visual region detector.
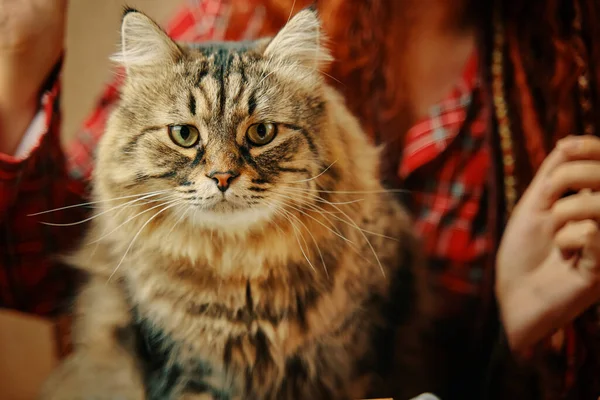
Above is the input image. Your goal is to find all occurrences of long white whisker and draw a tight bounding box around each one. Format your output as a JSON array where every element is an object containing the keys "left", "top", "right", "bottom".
[
  {"left": 291, "top": 159, "right": 338, "bottom": 183},
  {"left": 277, "top": 188, "right": 399, "bottom": 242},
  {"left": 87, "top": 198, "right": 181, "bottom": 244},
  {"left": 38, "top": 192, "right": 169, "bottom": 227},
  {"left": 167, "top": 204, "right": 191, "bottom": 236},
  {"left": 28, "top": 190, "right": 169, "bottom": 216},
  {"left": 276, "top": 188, "right": 385, "bottom": 275},
  {"left": 280, "top": 185, "right": 409, "bottom": 195},
  {"left": 271, "top": 189, "right": 354, "bottom": 229},
  {"left": 286, "top": 0, "right": 297, "bottom": 24},
  {"left": 270, "top": 192, "right": 353, "bottom": 244},
  {"left": 107, "top": 201, "right": 181, "bottom": 282},
  {"left": 282, "top": 204, "right": 329, "bottom": 278},
  {"left": 322, "top": 198, "right": 385, "bottom": 276},
  {"left": 266, "top": 201, "right": 316, "bottom": 273},
  {"left": 257, "top": 69, "right": 277, "bottom": 87},
  {"left": 264, "top": 202, "right": 286, "bottom": 236}
]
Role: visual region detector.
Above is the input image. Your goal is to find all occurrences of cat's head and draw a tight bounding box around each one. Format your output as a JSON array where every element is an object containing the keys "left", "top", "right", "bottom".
[{"left": 95, "top": 7, "right": 368, "bottom": 234}]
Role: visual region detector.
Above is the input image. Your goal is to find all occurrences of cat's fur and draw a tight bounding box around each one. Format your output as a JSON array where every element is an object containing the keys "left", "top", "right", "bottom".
[{"left": 41, "top": 8, "right": 428, "bottom": 400}]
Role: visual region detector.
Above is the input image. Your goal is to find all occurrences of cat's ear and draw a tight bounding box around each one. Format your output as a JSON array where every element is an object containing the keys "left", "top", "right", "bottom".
[
  {"left": 111, "top": 8, "right": 182, "bottom": 70},
  {"left": 264, "top": 7, "right": 333, "bottom": 69}
]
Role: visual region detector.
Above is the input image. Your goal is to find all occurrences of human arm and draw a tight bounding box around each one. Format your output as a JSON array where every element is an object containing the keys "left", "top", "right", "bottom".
[
  {"left": 0, "top": 0, "right": 66, "bottom": 155},
  {"left": 496, "top": 135, "right": 600, "bottom": 354},
  {"left": 0, "top": 0, "right": 82, "bottom": 315}
]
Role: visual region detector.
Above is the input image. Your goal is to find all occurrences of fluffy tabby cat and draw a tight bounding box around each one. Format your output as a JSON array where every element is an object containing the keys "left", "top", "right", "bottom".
[{"left": 41, "top": 7, "right": 428, "bottom": 400}]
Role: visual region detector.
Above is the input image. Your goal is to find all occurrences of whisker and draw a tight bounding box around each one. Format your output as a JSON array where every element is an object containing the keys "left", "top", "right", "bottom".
[
  {"left": 28, "top": 190, "right": 169, "bottom": 216},
  {"left": 274, "top": 188, "right": 386, "bottom": 275},
  {"left": 280, "top": 185, "right": 409, "bottom": 195},
  {"left": 37, "top": 192, "right": 169, "bottom": 227},
  {"left": 321, "top": 198, "right": 385, "bottom": 276},
  {"left": 291, "top": 159, "right": 338, "bottom": 183},
  {"left": 257, "top": 69, "right": 277, "bottom": 87},
  {"left": 293, "top": 63, "right": 345, "bottom": 87},
  {"left": 266, "top": 197, "right": 379, "bottom": 277},
  {"left": 87, "top": 198, "right": 181, "bottom": 244},
  {"left": 107, "top": 201, "right": 182, "bottom": 282},
  {"left": 167, "top": 204, "right": 191, "bottom": 236},
  {"left": 270, "top": 192, "right": 353, "bottom": 244},
  {"left": 286, "top": 0, "right": 297, "bottom": 24},
  {"left": 265, "top": 201, "right": 316, "bottom": 273},
  {"left": 276, "top": 188, "right": 399, "bottom": 242},
  {"left": 282, "top": 205, "right": 329, "bottom": 278},
  {"left": 261, "top": 201, "right": 286, "bottom": 236},
  {"left": 271, "top": 191, "right": 395, "bottom": 269}
]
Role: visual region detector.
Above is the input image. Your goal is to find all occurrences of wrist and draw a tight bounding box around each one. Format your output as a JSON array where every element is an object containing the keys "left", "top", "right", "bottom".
[
  {"left": 500, "top": 256, "right": 600, "bottom": 353},
  {"left": 0, "top": 95, "right": 39, "bottom": 156},
  {"left": 0, "top": 55, "right": 62, "bottom": 156},
  {"left": 498, "top": 278, "right": 547, "bottom": 354}
]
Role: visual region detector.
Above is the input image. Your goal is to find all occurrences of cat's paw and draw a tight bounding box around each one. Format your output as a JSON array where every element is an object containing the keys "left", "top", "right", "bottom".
[{"left": 39, "top": 351, "right": 145, "bottom": 400}]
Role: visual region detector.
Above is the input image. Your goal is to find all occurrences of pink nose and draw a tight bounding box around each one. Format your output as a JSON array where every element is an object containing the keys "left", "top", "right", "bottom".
[{"left": 207, "top": 171, "right": 239, "bottom": 192}]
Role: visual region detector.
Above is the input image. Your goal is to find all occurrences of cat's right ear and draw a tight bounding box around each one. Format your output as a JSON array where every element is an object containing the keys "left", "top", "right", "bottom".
[
  {"left": 111, "top": 8, "right": 182, "bottom": 71},
  {"left": 263, "top": 7, "right": 332, "bottom": 70}
]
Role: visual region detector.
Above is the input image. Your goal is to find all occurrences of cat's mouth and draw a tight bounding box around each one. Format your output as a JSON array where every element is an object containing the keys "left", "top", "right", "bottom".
[
  {"left": 209, "top": 201, "right": 244, "bottom": 213},
  {"left": 203, "top": 194, "right": 246, "bottom": 212}
]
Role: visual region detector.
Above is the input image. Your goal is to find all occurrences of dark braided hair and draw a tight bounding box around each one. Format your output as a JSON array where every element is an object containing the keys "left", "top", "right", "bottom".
[{"left": 502, "top": 0, "right": 599, "bottom": 194}]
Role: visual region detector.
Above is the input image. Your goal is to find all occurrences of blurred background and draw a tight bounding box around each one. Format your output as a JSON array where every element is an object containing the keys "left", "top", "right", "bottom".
[{"left": 63, "top": 0, "right": 179, "bottom": 142}]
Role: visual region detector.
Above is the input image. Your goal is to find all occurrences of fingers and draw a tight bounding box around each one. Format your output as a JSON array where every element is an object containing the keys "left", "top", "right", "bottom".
[
  {"left": 557, "top": 135, "right": 600, "bottom": 160},
  {"left": 533, "top": 135, "right": 600, "bottom": 181},
  {"left": 529, "top": 136, "right": 600, "bottom": 210},
  {"left": 551, "top": 189, "right": 600, "bottom": 231},
  {"left": 524, "top": 141, "right": 568, "bottom": 209},
  {"left": 545, "top": 161, "right": 600, "bottom": 205},
  {"left": 555, "top": 219, "right": 598, "bottom": 251},
  {"left": 554, "top": 219, "right": 600, "bottom": 275}
]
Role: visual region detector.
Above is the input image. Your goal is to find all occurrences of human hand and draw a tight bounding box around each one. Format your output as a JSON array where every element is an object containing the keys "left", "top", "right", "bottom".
[
  {"left": 496, "top": 135, "right": 600, "bottom": 353},
  {"left": 0, "top": 0, "right": 67, "bottom": 154}
]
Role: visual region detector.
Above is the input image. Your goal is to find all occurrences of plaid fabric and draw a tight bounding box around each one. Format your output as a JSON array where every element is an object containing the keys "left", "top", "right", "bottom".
[
  {"left": 400, "top": 54, "right": 491, "bottom": 307},
  {"left": 0, "top": 80, "right": 84, "bottom": 315}
]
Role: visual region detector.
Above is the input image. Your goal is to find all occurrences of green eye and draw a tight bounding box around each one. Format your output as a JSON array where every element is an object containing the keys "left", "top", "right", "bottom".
[
  {"left": 168, "top": 125, "right": 200, "bottom": 148},
  {"left": 246, "top": 123, "right": 277, "bottom": 146}
]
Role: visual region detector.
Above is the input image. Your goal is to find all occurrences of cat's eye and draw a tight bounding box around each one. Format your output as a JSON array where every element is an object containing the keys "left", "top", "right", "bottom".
[
  {"left": 168, "top": 125, "right": 200, "bottom": 148},
  {"left": 246, "top": 123, "right": 277, "bottom": 146}
]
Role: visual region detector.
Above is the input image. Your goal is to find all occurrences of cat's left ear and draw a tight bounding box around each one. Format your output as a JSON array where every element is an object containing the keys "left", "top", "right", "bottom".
[
  {"left": 111, "top": 8, "right": 182, "bottom": 71},
  {"left": 264, "top": 7, "right": 333, "bottom": 70}
]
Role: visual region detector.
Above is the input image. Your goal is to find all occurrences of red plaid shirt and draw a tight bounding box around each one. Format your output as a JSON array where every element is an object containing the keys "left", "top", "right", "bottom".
[{"left": 400, "top": 53, "right": 490, "bottom": 302}]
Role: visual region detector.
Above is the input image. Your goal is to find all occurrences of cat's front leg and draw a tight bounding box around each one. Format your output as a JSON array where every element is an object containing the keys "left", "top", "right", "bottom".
[{"left": 39, "top": 276, "right": 145, "bottom": 400}]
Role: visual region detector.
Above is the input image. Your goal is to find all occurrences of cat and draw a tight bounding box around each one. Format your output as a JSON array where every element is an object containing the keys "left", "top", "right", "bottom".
[{"left": 40, "top": 7, "right": 430, "bottom": 400}]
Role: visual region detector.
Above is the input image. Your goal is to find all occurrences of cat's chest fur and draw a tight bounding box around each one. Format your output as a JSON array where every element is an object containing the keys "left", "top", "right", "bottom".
[{"left": 122, "top": 243, "right": 385, "bottom": 400}]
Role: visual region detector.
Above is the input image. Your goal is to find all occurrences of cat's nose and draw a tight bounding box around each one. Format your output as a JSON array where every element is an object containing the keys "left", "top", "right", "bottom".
[{"left": 207, "top": 170, "right": 239, "bottom": 192}]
